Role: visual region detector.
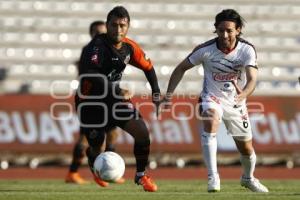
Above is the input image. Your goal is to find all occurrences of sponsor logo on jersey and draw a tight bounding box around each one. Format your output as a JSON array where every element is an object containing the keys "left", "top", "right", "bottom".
[
  {"left": 107, "top": 69, "right": 122, "bottom": 81},
  {"left": 91, "top": 54, "right": 99, "bottom": 64},
  {"left": 224, "top": 83, "right": 230, "bottom": 88},
  {"left": 124, "top": 54, "right": 130, "bottom": 64},
  {"left": 209, "top": 95, "right": 220, "bottom": 104},
  {"left": 213, "top": 72, "right": 238, "bottom": 82}
]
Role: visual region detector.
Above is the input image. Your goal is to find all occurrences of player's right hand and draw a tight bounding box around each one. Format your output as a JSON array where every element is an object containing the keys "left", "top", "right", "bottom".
[
  {"left": 159, "top": 94, "right": 172, "bottom": 111},
  {"left": 120, "top": 88, "right": 133, "bottom": 100}
]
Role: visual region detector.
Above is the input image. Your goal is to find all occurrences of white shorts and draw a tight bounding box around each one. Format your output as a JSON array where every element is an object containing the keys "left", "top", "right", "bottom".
[{"left": 199, "top": 94, "right": 252, "bottom": 141}]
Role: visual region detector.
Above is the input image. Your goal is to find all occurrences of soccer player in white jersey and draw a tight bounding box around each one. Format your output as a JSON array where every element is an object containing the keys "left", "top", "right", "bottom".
[{"left": 162, "top": 9, "right": 269, "bottom": 193}]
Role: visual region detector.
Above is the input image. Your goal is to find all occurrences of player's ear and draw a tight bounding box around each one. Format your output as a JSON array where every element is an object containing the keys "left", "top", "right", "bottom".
[{"left": 236, "top": 27, "right": 241, "bottom": 35}]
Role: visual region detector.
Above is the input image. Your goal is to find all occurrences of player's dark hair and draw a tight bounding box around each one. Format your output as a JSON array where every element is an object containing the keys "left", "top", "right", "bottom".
[
  {"left": 89, "top": 20, "right": 105, "bottom": 37},
  {"left": 214, "top": 9, "right": 245, "bottom": 35},
  {"left": 107, "top": 6, "right": 130, "bottom": 24}
]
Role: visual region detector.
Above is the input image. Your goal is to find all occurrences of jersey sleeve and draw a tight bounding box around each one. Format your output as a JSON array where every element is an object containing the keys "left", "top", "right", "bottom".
[
  {"left": 243, "top": 45, "right": 258, "bottom": 68},
  {"left": 187, "top": 45, "right": 206, "bottom": 66},
  {"left": 123, "top": 38, "right": 153, "bottom": 71}
]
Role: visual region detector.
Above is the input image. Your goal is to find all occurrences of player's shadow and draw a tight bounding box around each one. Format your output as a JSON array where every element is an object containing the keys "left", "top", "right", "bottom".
[{"left": 0, "top": 189, "right": 28, "bottom": 192}]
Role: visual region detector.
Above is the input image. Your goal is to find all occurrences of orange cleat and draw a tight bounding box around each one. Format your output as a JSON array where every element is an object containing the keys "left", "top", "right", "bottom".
[
  {"left": 65, "top": 172, "right": 89, "bottom": 185},
  {"left": 113, "top": 177, "right": 126, "bottom": 184},
  {"left": 93, "top": 173, "right": 109, "bottom": 187},
  {"left": 135, "top": 175, "right": 158, "bottom": 192}
]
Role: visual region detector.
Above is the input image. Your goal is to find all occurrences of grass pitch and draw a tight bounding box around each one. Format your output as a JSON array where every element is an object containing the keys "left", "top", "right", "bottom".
[{"left": 0, "top": 179, "right": 299, "bottom": 200}]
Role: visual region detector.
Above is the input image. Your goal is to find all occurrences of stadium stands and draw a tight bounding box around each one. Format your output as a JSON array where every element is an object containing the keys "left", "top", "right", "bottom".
[{"left": 0, "top": 0, "right": 299, "bottom": 95}]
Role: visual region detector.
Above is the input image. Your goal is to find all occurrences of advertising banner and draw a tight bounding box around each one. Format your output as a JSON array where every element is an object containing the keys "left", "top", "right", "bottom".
[{"left": 0, "top": 95, "right": 299, "bottom": 154}]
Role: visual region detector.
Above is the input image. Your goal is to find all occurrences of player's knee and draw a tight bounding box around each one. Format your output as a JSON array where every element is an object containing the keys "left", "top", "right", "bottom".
[
  {"left": 202, "top": 109, "right": 219, "bottom": 125},
  {"left": 86, "top": 146, "right": 101, "bottom": 157},
  {"left": 203, "top": 109, "right": 219, "bottom": 119},
  {"left": 242, "top": 147, "right": 254, "bottom": 156},
  {"left": 135, "top": 136, "right": 151, "bottom": 146},
  {"left": 236, "top": 140, "right": 254, "bottom": 155},
  {"left": 131, "top": 126, "right": 149, "bottom": 142}
]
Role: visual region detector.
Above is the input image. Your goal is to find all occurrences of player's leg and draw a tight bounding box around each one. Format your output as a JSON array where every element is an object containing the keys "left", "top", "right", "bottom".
[
  {"left": 199, "top": 97, "right": 222, "bottom": 192},
  {"left": 65, "top": 133, "right": 89, "bottom": 184},
  {"left": 105, "top": 127, "right": 119, "bottom": 152},
  {"left": 77, "top": 99, "right": 109, "bottom": 187},
  {"left": 122, "top": 118, "right": 157, "bottom": 192},
  {"left": 83, "top": 127, "right": 109, "bottom": 187},
  {"left": 234, "top": 138, "right": 268, "bottom": 192},
  {"left": 225, "top": 104, "right": 268, "bottom": 192}
]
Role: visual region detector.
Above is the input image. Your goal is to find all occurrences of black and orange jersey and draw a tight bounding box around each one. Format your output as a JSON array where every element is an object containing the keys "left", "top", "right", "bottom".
[
  {"left": 78, "top": 33, "right": 160, "bottom": 98},
  {"left": 79, "top": 34, "right": 153, "bottom": 82}
]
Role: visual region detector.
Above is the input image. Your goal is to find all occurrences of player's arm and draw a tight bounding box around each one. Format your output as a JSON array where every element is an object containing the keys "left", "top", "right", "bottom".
[
  {"left": 165, "top": 58, "right": 194, "bottom": 99},
  {"left": 235, "top": 66, "right": 258, "bottom": 103},
  {"left": 144, "top": 68, "right": 160, "bottom": 97},
  {"left": 125, "top": 38, "right": 161, "bottom": 100}
]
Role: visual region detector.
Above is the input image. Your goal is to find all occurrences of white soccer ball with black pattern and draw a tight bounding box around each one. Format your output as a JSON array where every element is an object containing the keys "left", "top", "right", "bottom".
[{"left": 93, "top": 151, "right": 125, "bottom": 182}]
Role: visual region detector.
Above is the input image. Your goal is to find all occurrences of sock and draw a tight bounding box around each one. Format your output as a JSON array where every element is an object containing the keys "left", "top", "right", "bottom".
[
  {"left": 85, "top": 147, "right": 96, "bottom": 172},
  {"left": 105, "top": 144, "right": 116, "bottom": 152},
  {"left": 69, "top": 143, "right": 85, "bottom": 172},
  {"left": 134, "top": 139, "right": 150, "bottom": 173},
  {"left": 240, "top": 151, "right": 256, "bottom": 179},
  {"left": 201, "top": 131, "right": 218, "bottom": 177},
  {"left": 136, "top": 172, "right": 145, "bottom": 177}
]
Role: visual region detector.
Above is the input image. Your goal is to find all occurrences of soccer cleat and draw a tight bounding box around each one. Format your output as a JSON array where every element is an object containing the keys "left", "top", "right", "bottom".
[
  {"left": 207, "top": 175, "right": 220, "bottom": 192},
  {"left": 135, "top": 175, "right": 158, "bottom": 192},
  {"left": 65, "top": 172, "right": 89, "bottom": 185},
  {"left": 113, "top": 177, "right": 126, "bottom": 184},
  {"left": 93, "top": 173, "right": 109, "bottom": 187},
  {"left": 240, "top": 177, "right": 269, "bottom": 193}
]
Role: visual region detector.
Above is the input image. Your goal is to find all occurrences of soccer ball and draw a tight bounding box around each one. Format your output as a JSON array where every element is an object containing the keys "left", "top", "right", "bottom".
[{"left": 93, "top": 151, "right": 125, "bottom": 182}]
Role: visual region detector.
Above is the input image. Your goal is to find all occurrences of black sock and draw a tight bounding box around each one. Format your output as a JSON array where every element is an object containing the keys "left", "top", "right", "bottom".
[
  {"left": 134, "top": 139, "right": 150, "bottom": 173},
  {"left": 105, "top": 144, "right": 116, "bottom": 152},
  {"left": 86, "top": 147, "right": 97, "bottom": 172},
  {"left": 69, "top": 143, "right": 85, "bottom": 172}
]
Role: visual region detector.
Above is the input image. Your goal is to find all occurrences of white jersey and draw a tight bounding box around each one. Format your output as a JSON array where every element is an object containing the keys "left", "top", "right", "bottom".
[{"left": 188, "top": 37, "right": 257, "bottom": 105}]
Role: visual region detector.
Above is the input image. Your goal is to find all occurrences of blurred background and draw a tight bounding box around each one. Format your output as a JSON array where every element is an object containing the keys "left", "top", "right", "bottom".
[{"left": 0, "top": 0, "right": 299, "bottom": 172}]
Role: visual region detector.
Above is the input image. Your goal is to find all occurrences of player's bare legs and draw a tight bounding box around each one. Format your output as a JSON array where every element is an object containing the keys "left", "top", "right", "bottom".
[
  {"left": 201, "top": 108, "right": 221, "bottom": 192},
  {"left": 122, "top": 118, "right": 158, "bottom": 192},
  {"left": 234, "top": 139, "right": 269, "bottom": 192}
]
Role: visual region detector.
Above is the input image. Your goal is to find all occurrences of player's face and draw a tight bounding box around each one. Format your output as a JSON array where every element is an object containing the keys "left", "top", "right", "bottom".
[
  {"left": 106, "top": 16, "right": 129, "bottom": 45},
  {"left": 216, "top": 21, "right": 241, "bottom": 50},
  {"left": 96, "top": 25, "right": 107, "bottom": 34},
  {"left": 91, "top": 25, "right": 107, "bottom": 38}
]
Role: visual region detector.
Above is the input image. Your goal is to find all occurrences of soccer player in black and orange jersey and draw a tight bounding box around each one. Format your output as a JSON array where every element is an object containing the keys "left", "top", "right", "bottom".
[
  {"left": 65, "top": 20, "right": 125, "bottom": 185},
  {"left": 76, "top": 6, "right": 159, "bottom": 192}
]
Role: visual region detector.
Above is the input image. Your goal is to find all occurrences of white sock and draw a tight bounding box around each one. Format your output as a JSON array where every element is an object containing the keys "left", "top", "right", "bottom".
[
  {"left": 136, "top": 172, "right": 145, "bottom": 177},
  {"left": 201, "top": 131, "right": 218, "bottom": 177},
  {"left": 240, "top": 151, "right": 256, "bottom": 179}
]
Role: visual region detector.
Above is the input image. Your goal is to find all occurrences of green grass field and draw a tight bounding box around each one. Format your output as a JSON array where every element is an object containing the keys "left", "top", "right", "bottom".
[{"left": 0, "top": 180, "right": 299, "bottom": 200}]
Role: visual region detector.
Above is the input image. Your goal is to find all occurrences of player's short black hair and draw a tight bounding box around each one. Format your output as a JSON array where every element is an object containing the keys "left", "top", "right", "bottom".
[
  {"left": 214, "top": 9, "right": 245, "bottom": 30},
  {"left": 89, "top": 20, "right": 105, "bottom": 37},
  {"left": 106, "top": 6, "right": 130, "bottom": 24}
]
